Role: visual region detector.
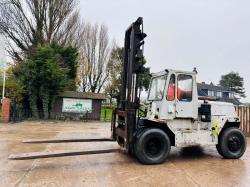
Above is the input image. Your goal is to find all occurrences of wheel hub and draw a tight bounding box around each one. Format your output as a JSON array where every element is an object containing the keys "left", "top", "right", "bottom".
[
  {"left": 145, "top": 138, "right": 162, "bottom": 157},
  {"left": 228, "top": 136, "right": 241, "bottom": 152}
]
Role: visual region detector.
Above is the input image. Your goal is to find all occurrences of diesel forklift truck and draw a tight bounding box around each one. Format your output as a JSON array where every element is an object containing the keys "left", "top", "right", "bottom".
[{"left": 9, "top": 17, "right": 246, "bottom": 164}]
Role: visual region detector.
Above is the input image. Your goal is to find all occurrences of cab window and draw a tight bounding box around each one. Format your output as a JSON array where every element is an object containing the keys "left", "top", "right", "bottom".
[
  {"left": 148, "top": 75, "right": 167, "bottom": 101},
  {"left": 167, "top": 74, "right": 175, "bottom": 101},
  {"left": 177, "top": 74, "right": 193, "bottom": 102}
]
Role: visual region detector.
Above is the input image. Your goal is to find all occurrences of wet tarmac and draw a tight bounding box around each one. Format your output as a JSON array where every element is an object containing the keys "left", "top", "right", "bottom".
[{"left": 0, "top": 121, "right": 249, "bottom": 187}]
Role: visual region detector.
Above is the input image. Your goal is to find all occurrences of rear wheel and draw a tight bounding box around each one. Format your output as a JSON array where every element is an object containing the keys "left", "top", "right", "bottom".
[
  {"left": 134, "top": 128, "right": 171, "bottom": 164},
  {"left": 217, "top": 127, "right": 246, "bottom": 159}
]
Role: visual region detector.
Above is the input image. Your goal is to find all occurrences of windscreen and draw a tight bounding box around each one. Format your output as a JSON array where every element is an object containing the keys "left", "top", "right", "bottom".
[{"left": 148, "top": 75, "right": 167, "bottom": 101}]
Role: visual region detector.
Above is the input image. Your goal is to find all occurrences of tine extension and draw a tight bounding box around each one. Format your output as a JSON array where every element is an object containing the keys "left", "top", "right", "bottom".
[
  {"left": 8, "top": 149, "right": 121, "bottom": 160},
  {"left": 23, "top": 138, "right": 115, "bottom": 143}
]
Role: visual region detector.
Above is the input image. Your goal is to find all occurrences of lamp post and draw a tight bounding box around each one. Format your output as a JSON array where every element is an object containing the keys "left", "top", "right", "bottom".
[
  {"left": 0, "top": 35, "right": 11, "bottom": 123},
  {"left": 2, "top": 69, "right": 6, "bottom": 99},
  {"left": 1, "top": 62, "right": 6, "bottom": 102},
  {"left": 0, "top": 35, "right": 6, "bottom": 100}
]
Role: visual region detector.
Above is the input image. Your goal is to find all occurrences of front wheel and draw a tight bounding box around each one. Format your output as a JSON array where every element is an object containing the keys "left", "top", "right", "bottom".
[
  {"left": 134, "top": 128, "right": 171, "bottom": 164},
  {"left": 217, "top": 127, "right": 246, "bottom": 159}
]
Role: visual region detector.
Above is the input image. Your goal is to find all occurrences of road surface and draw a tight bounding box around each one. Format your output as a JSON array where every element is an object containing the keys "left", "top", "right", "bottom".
[{"left": 0, "top": 121, "right": 249, "bottom": 187}]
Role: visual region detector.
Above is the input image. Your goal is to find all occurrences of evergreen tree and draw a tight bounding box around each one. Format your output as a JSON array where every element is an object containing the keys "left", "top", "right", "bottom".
[{"left": 219, "top": 72, "right": 246, "bottom": 98}]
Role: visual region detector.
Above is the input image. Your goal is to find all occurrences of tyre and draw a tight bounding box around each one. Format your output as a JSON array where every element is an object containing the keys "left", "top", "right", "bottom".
[
  {"left": 217, "top": 127, "right": 246, "bottom": 159},
  {"left": 128, "top": 143, "right": 135, "bottom": 157},
  {"left": 129, "top": 128, "right": 145, "bottom": 157},
  {"left": 117, "top": 136, "right": 124, "bottom": 147},
  {"left": 134, "top": 128, "right": 171, "bottom": 164},
  {"left": 216, "top": 144, "right": 223, "bottom": 156}
]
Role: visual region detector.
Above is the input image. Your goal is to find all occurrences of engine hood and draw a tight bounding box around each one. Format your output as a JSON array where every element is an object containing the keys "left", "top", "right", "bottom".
[{"left": 198, "top": 100, "right": 237, "bottom": 117}]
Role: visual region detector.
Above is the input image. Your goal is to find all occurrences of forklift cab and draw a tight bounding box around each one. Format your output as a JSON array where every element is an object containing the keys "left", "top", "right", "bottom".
[{"left": 147, "top": 69, "right": 198, "bottom": 120}]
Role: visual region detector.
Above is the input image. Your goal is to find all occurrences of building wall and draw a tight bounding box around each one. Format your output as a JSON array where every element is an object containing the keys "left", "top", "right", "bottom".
[{"left": 52, "top": 97, "right": 102, "bottom": 120}]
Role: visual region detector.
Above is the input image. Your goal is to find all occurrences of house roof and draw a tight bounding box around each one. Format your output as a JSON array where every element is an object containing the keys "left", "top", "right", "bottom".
[
  {"left": 59, "top": 91, "right": 106, "bottom": 100},
  {"left": 197, "top": 82, "right": 242, "bottom": 105},
  {"left": 197, "top": 82, "right": 231, "bottom": 92}
]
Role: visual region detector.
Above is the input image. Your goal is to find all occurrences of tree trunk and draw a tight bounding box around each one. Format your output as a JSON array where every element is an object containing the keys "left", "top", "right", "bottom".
[
  {"left": 41, "top": 87, "right": 49, "bottom": 120},
  {"left": 49, "top": 95, "right": 57, "bottom": 119},
  {"left": 109, "top": 97, "right": 112, "bottom": 106},
  {"left": 29, "top": 93, "right": 39, "bottom": 119},
  {"left": 91, "top": 86, "right": 96, "bottom": 93}
]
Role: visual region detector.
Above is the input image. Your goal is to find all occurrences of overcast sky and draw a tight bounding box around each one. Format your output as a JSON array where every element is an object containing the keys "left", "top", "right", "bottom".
[
  {"left": 80, "top": 0, "right": 250, "bottom": 102},
  {"left": 0, "top": 0, "right": 249, "bottom": 101}
]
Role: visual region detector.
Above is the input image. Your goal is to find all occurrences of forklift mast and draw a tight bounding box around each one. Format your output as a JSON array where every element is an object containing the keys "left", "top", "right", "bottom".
[
  {"left": 111, "top": 17, "right": 147, "bottom": 151},
  {"left": 121, "top": 17, "right": 147, "bottom": 110}
]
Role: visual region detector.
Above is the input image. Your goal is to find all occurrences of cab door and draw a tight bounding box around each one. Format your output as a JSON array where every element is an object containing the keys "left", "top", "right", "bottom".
[
  {"left": 175, "top": 74, "right": 195, "bottom": 118},
  {"left": 160, "top": 73, "right": 176, "bottom": 120}
]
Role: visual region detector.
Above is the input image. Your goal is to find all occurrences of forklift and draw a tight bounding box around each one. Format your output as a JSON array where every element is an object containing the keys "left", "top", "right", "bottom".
[{"left": 9, "top": 17, "right": 246, "bottom": 164}]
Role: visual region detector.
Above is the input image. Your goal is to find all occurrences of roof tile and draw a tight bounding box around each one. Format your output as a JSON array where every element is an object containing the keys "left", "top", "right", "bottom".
[{"left": 59, "top": 91, "right": 106, "bottom": 100}]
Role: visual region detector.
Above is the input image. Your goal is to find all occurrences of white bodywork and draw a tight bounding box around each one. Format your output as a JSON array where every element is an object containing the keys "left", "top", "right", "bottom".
[{"left": 147, "top": 69, "right": 239, "bottom": 147}]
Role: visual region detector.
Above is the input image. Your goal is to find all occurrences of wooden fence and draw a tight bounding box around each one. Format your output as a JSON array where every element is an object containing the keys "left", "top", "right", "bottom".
[{"left": 235, "top": 106, "right": 250, "bottom": 137}]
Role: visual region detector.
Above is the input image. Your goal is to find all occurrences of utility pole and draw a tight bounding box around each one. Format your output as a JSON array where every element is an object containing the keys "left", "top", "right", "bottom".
[
  {"left": 2, "top": 69, "right": 6, "bottom": 99},
  {"left": 1, "top": 61, "right": 6, "bottom": 101},
  {"left": 0, "top": 35, "right": 6, "bottom": 100}
]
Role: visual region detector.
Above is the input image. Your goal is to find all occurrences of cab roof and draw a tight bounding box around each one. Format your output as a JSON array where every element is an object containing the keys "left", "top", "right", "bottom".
[{"left": 151, "top": 69, "right": 197, "bottom": 77}]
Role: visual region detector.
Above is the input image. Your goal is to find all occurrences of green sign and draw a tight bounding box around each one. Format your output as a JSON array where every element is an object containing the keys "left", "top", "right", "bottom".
[{"left": 62, "top": 98, "right": 92, "bottom": 113}]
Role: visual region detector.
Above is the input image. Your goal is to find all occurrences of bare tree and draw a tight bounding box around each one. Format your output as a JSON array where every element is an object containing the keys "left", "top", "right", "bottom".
[
  {"left": 104, "top": 46, "right": 123, "bottom": 105},
  {"left": 77, "top": 50, "right": 89, "bottom": 92},
  {"left": 0, "top": 0, "right": 80, "bottom": 62},
  {"left": 78, "top": 22, "right": 110, "bottom": 93}
]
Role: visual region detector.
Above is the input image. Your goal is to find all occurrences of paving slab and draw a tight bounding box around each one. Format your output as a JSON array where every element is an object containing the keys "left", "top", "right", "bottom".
[{"left": 0, "top": 121, "right": 249, "bottom": 187}]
